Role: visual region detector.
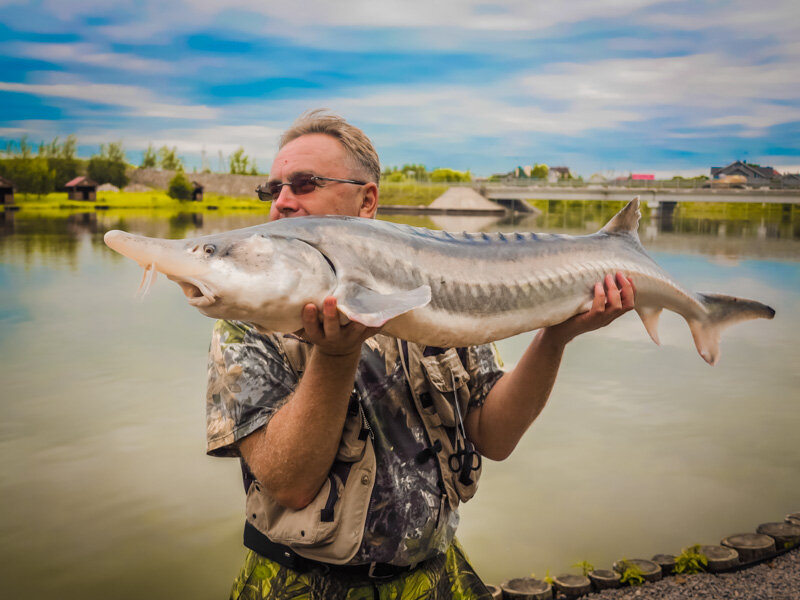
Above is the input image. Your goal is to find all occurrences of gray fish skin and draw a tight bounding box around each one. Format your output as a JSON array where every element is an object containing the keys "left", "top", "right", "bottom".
[{"left": 103, "top": 198, "right": 775, "bottom": 365}]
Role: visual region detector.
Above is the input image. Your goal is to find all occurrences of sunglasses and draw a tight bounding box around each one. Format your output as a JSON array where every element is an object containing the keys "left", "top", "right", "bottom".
[{"left": 255, "top": 175, "right": 367, "bottom": 201}]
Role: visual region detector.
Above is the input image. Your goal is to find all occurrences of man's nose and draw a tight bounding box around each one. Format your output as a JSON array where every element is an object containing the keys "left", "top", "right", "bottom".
[{"left": 272, "top": 185, "right": 300, "bottom": 212}]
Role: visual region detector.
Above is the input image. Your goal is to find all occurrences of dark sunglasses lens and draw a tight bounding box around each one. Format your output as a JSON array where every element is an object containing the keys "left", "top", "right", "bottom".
[
  {"left": 265, "top": 182, "right": 282, "bottom": 199},
  {"left": 290, "top": 176, "right": 318, "bottom": 195}
]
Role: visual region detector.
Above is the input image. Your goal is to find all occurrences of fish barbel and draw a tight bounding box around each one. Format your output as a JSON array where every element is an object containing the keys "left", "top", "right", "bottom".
[{"left": 104, "top": 198, "right": 774, "bottom": 365}]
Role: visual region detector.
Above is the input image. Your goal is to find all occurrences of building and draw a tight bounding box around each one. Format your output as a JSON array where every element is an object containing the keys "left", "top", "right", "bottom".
[
  {"left": 549, "top": 166, "right": 572, "bottom": 181},
  {"left": 0, "top": 175, "right": 14, "bottom": 205},
  {"left": 65, "top": 176, "right": 98, "bottom": 201},
  {"left": 191, "top": 181, "right": 204, "bottom": 201},
  {"left": 631, "top": 174, "right": 655, "bottom": 181},
  {"left": 782, "top": 173, "right": 800, "bottom": 187},
  {"left": 710, "top": 161, "right": 777, "bottom": 187},
  {"left": 514, "top": 165, "right": 533, "bottom": 178}
]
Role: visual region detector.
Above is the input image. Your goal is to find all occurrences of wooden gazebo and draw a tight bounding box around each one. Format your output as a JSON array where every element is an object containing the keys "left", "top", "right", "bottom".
[
  {"left": 65, "top": 176, "right": 98, "bottom": 201},
  {"left": 0, "top": 175, "right": 14, "bottom": 205}
]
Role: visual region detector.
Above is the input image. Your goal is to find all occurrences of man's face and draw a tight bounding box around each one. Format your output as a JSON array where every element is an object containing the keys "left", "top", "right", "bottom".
[{"left": 267, "top": 133, "right": 377, "bottom": 221}]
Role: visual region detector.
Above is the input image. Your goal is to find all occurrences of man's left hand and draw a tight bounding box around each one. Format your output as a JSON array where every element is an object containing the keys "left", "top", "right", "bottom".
[{"left": 544, "top": 271, "right": 636, "bottom": 346}]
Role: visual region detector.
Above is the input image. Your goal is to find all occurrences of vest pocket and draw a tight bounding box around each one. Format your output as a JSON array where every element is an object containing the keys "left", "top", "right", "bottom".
[
  {"left": 245, "top": 441, "right": 376, "bottom": 564},
  {"left": 248, "top": 468, "right": 344, "bottom": 547},
  {"left": 419, "top": 349, "right": 471, "bottom": 428},
  {"left": 417, "top": 348, "right": 481, "bottom": 507},
  {"left": 336, "top": 393, "right": 369, "bottom": 462}
]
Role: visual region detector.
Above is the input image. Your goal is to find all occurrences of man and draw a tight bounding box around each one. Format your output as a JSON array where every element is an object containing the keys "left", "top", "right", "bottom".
[{"left": 206, "top": 110, "right": 635, "bottom": 599}]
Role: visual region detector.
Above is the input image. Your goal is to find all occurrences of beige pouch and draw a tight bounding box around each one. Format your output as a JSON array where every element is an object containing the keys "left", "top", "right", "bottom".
[{"left": 245, "top": 440, "right": 376, "bottom": 564}]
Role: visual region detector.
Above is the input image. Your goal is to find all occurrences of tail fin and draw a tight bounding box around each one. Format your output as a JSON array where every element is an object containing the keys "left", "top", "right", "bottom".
[{"left": 688, "top": 293, "right": 775, "bottom": 365}]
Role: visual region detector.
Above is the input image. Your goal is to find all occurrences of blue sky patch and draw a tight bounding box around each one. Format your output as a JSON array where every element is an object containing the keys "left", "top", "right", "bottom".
[{"left": 0, "top": 0, "right": 797, "bottom": 177}]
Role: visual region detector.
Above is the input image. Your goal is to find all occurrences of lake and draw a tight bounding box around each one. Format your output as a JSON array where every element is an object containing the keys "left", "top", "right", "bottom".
[{"left": 0, "top": 201, "right": 798, "bottom": 597}]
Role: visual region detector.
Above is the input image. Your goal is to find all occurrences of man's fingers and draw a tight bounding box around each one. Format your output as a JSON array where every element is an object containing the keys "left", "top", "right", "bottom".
[
  {"left": 322, "top": 297, "right": 340, "bottom": 339},
  {"left": 604, "top": 273, "right": 622, "bottom": 310},
  {"left": 591, "top": 282, "right": 605, "bottom": 313},
  {"left": 302, "top": 303, "right": 322, "bottom": 338},
  {"left": 617, "top": 273, "right": 635, "bottom": 309}
]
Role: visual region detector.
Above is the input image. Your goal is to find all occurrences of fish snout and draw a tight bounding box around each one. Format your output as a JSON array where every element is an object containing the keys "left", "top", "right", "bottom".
[{"left": 104, "top": 230, "right": 137, "bottom": 256}]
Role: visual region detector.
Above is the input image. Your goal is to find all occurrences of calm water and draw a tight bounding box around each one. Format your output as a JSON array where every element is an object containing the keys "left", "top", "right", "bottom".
[{"left": 1, "top": 203, "right": 798, "bottom": 597}]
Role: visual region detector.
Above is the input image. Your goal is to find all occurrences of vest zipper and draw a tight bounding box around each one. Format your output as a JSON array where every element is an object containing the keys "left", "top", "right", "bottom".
[{"left": 357, "top": 391, "right": 375, "bottom": 440}]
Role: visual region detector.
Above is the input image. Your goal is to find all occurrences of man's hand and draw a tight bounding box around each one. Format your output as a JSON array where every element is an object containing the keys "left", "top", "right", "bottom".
[
  {"left": 545, "top": 271, "right": 636, "bottom": 346},
  {"left": 301, "top": 297, "right": 381, "bottom": 357}
]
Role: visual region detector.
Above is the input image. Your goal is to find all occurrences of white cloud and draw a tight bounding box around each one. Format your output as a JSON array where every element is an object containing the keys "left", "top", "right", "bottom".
[
  {"left": 521, "top": 54, "right": 800, "bottom": 106},
  {"left": 640, "top": 0, "right": 800, "bottom": 40},
  {"left": 0, "top": 80, "right": 218, "bottom": 120},
  {"left": 183, "top": 0, "right": 675, "bottom": 31},
  {"left": 518, "top": 53, "right": 800, "bottom": 135},
  {"left": 3, "top": 42, "right": 174, "bottom": 74}
]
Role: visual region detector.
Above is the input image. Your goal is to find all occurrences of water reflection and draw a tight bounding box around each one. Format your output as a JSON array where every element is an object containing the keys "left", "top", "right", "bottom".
[
  {"left": 0, "top": 202, "right": 797, "bottom": 597},
  {"left": 2, "top": 201, "right": 797, "bottom": 265}
]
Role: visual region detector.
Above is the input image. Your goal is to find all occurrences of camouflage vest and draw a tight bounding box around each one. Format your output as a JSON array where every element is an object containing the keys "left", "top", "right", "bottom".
[{"left": 245, "top": 335, "right": 483, "bottom": 565}]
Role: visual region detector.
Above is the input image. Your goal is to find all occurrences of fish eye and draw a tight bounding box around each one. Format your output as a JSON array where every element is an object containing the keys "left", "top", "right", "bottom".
[{"left": 203, "top": 244, "right": 216, "bottom": 256}]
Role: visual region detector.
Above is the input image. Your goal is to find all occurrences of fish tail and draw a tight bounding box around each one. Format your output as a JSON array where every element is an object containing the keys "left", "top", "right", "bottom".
[{"left": 688, "top": 293, "right": 775, "bottom": 365}]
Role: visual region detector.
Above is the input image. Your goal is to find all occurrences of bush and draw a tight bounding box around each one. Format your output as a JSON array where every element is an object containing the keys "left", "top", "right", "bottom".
[
  {"left": 167, "top": 171, "right": 193, "bottom": 201},
  {"left": 531, "top": 164, "right": 549, "bottom": 179},
  {"left": 430, "top": 168, "right": 471, "bottom": 182},
  {"left": 385, "top": 171, "right": 406, "bottom": 182}
]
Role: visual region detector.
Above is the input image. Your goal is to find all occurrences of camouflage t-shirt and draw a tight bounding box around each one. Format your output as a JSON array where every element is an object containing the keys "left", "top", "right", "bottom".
[{"left": 206, "top": 320, "right": 504, "bottom": 566}]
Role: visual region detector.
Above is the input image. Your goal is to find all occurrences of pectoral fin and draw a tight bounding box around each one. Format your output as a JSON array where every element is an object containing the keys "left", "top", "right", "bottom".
[{"left": 335, "top": 282, "right": 432, "bottom": 327}]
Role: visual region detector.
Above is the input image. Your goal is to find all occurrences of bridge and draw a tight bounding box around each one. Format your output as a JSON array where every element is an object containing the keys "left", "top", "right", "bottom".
[{"left": 483, "top": 184, "right": 800, "bottom": 206}]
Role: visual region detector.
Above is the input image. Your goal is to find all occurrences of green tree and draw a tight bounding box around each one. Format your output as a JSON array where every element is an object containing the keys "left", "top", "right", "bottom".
[
  {"left": 401, "top": 163, "right": 428, "bottom": 181},
  {"left": 0, "top": 136, "right": 56, "bottom": 195},
  {"left": 229, "top": 146, "right": 258, "bottom": 175},
  {"left": 531, "top": 163, "right": 549, "bottom": 179},
  {"left": 141, "top": 144, "right": 157, "bottom": 168},
  {"left": 158, "top": 146, "right": 183, "bottom": 171},
  {"left": 0, "top": 156, "right": 54, "bottom": 196},
  {"left": 88, "top": 141, "right": 129, "bottom": 188},
  {"left": 167, "top": 170, "right": 193, "bottom": 201},
  {"left": 40, "top": 135, "right": 80, "bottom": 188}
]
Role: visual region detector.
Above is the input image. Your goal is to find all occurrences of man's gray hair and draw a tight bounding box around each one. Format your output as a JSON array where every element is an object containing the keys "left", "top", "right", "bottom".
[{"left": 280, "top": 109, "right": 381, "bottom": 185}]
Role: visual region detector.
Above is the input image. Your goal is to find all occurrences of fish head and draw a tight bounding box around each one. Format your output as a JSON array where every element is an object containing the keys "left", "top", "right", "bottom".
[{"left": 104, "top": 229, "right": 337, "bottom": 332}]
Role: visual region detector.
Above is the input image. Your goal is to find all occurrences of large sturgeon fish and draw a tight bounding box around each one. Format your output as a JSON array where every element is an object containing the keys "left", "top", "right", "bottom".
[{"left": 104, "top": 198, "right": 774, "bottom": 365}]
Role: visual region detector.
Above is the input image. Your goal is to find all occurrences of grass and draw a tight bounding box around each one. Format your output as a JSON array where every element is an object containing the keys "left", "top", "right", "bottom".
[
  {"left": 377, "top": 181, "right": 451, "bottom": 206},
  {"left": 6, "top": 184, "right": 452, "bottom": 211},
  {"left": 8, "top": 191, "right": 269, "bottom": 212}
]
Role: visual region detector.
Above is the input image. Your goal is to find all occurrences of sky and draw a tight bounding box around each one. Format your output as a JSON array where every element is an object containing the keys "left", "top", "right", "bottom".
[{"left": 0, "top": 0, "right": 799, "bottom": 178}]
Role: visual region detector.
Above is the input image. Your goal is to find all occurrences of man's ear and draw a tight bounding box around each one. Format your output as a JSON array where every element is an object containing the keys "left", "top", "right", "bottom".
[{"left": 359, "top": 182, "right": 379, "bottom": 218}]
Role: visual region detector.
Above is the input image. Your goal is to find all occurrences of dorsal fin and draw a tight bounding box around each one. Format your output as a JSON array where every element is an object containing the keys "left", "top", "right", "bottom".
[{"left": 600, "top": 197, "right": 641, "bottom": 236}]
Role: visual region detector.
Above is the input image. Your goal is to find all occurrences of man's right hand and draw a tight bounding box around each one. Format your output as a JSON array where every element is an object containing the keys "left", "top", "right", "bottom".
[{"left": 301, "top": 296, "right": 381, "bottom": 357}]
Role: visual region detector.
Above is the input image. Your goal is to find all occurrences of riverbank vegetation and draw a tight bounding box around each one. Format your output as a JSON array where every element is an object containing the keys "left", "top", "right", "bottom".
[{"left": 8, "top": 190, "right": 267, "bottom": 212}]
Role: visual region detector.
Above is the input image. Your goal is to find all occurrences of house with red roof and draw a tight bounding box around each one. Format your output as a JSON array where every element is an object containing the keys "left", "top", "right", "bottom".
[{"left": 65, "top": 176, "right": 98, "bottom": 201}]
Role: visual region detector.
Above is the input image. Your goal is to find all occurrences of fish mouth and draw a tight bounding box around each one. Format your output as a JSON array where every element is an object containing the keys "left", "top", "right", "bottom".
[{"left": 168, "top": 276, "right": 216, "bottom": 307}]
